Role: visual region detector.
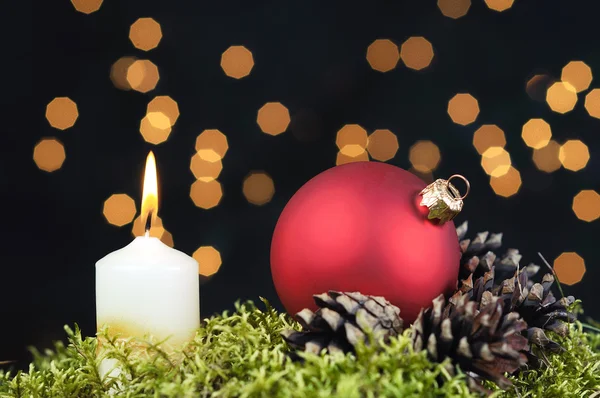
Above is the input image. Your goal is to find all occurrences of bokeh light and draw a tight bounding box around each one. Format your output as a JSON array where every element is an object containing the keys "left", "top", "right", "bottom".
[
  {"left": 584, "top": 89, "right": 600, "bottom": 119},
  {"left": 561, "top": 61, "right": 592, "bottom": 93},
  {"left": 532, "top": 140, "right": 561, "bottom": 173},
  {"left": 190, "top": 154, "right": 223, "bottom": 181},
  {"left": 559, "top": 140, "right": 590, "bottom": 171},
  {"left": 437, "top": 0, "right": 471, "bottom": 19},
  {"left": 336, "top": 124, "right": 368, "bottom": 157},
  {"left": 195, "top": 130, "right": 229, "bottom": 162},
  {"left": 526, "top": 74, "right": 555, "bottom": 102},
  {"left": 147, "top": 96, "right": 180, "bottom": 126},
  {"left": 221, "top": 46, "right": 254, "bottom": 79},
  {"left": 572, "top": 190, "right": 600, "bottom": 222},
  {"left": 110, "top": 56, "right": 137, "bottom": 90},
  {"left": 33, "top": 138, "right": 66, "bottom": 172},
  {"left": 481, "top": 147, "right": 511, "bottom": 177},
  {"left": 546, "top": 81, "right": 577, "bottom": 114},
  {"left": 127, "top": 60, "right": 160, "bottom": 93},
  {"left": 193, "top": 246, "right": 222, "bottom": 277},
  {"left": 129, "top": 18, "right": 162, "bottom": 51},
  {"left": 131, "top": 215, "right": 164, "bottom": 238},
  {"left": 367, "top": 129, "right": 399, "bottom": 161},
  {"left": 366, "top": 39, "right": 399, "bottom": 73},
  {"left": 484, "top": 0, "right": 514, "bottom": 12},
  {"left": 447, "top": 93, "right": 479, "bottom": 126},
  {"left": 46, "top": 97, "right": 78, "bottom": 130},
  {"left": 190, "top": 179, "right": 223, "bottom": 209},
  {"left": 257, "top": 102, "right": 291, "bottom": 136},
  {"left": 521, "top": 119, "right": 552, "bottom": 149},
  {"left": 139, "top": 112, "right": 172, "bottom": 145},
  {"left": 103, "top": 194, "right": 137, "bottom": 227},
  {"left": 472, "top": 125, "right": 506, "bottom": 155},
  {"left": 71, "top": 0, "right": 103, "bottom": 14},
  {"left": 409, "top": 167, "right": 434, "bottom": 184},
  {"left": 400, "top": 37, "right": 434, "bottom": 71},
  {"left": 161, "top": 230, "right": 174, "bottom": 248},
  {"left": 553, "top": 252, "right": 586, "bottom": 285},
  {"left": 242, "top": 172, "right": 275, "bottom": 205},
  {"left": 336, "top": 151, "right": 370, "bottom": 165},
  {"left": 489, "top": 166, "right": 521, "bottom": 197},
  {"left": 409, "top": 140, "right": 441, "bottom": 172}
]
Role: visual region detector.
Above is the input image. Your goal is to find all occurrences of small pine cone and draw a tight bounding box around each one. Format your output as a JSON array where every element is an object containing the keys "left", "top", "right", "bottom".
[
  {"left": 282, "top": 291, "right": 403, "bottom": 355},
  {"left": 413, "top": 294, "right": 529, "bottom": 395}
]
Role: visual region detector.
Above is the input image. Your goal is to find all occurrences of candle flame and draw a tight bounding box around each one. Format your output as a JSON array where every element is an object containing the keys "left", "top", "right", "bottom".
[{"left": 141, "top": 151, "right": 158, "bottom": 233}]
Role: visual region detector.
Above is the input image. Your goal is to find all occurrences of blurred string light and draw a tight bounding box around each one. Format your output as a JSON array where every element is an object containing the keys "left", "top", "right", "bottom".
[
  {"left": 561, "top": 61, "right": 592, "bottom": 93},
  {"left": 221, "top": 46, "right": 254, "bottom": 79},
  {"left": 489, "top": 166, "right": 521, "bottom": 197},
  {"left": 481, "top": 147, "right": 511, "bottom": 177},
  {"left": 71, "top": 0, "right": 103, "bottom": 14},
  {"left": 129, "top": 18, "right": 162, "bottom": 51},
  {"left": 447, "top": 93, "right": 479, "bottom": 126},
  {"left": 336, "top": 151, "right": 369, "bottom": 165},
  {"left": 127, "top": 60, "right": 160, "bottom": 93},
  {"left": 437, "top": 0, "right": 471, "bottom": 19},
  {"left": 195, "top": 129, "right": 229, "bottom": 162},
  {"left": 366, "top": 39, "right": 399, "bottom": 73},
  {"left": 585, "top": 89, "right": 600, "bottom": 119},
  {"left": 190, "top": 155, "right": 223, "bottom": 181},
  {"left": 243, "top": 172, "right": 275, "bottom": 205},
  {"left": 103, "top": 194, "right": 137, "bottom": 227},
  {"left": 131, "top": 215, "right": 164, "bottom": 238},
  {"left": 553, "top": 252, "right": 586, "bottom": 285},
  {"left": 147, "top": 96, "right": 180, "bottom": 126},
  {"left": 46, "top": 97, "right": 78, "bottom": 130},
  {"left": 472, "top": 125, "right": 506, "bottom": 155},
  {"left": 367, "top": 129, "right": 399, "bottom": 161},
  {"left": 484, "top": 0, "right": 514, "bottom": 12},
  {"left": 110, "top": 56, "right": 137, "bottom": 90},
  {"left": 193, "top": 246, "right": 222, "bottom": 277},
  {"left": 526, "top": 74, "right": 555, "bottom": 102},
  {"left": 139, "top": 112, "right": 172, "bottom": 144},
  {"left": 559, "top": 140, "right": 589, "bottom": 171},
  {"left": 400, "top": 37, "right": 434, "bottom": 71},
  {"left": 336, "top": 124, "right": 368, "bottom": 157},
  {"left": 33, "top": 138, "right": 66, "bottom": 172},
  {"left": 257, "top": 102, "right": 291, "bottom": 136},
  {"left": 521, "top": 119, "right": 552, "bottom": 149},
  {"left": 190, "top": 179, "right": 223, "bottom": 209},
  {"left": 409, "top": 140, "right": 441, "bottom": 172},
  {"left": 546, "top": 81, "right": 577, "bottom": 113},
  {"left": 572, "top": 190, "right": 600, "bottom": 222},
  {"left": 532, "top": 140, "right": 561, "bottom": 172}
]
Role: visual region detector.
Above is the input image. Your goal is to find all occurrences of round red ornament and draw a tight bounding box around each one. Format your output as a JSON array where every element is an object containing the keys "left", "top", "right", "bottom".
[{"left": 270, "top": 162, "right": 464, "bottom": 323}]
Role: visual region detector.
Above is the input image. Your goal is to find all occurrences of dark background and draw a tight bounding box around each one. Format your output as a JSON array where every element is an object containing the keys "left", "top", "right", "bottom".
[{"left": 1, "top": 0, "right": 599, "bottom": 368}]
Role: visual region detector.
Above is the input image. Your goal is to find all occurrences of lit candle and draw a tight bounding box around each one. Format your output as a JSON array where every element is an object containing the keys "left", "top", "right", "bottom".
[{"left": 96, "top": 152, "right": 199, "bottom": 375}]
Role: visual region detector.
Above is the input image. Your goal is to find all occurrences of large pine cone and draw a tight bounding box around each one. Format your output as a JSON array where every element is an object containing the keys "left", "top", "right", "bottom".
[{"left": 281, "top": 291, "right": 403, "bottom": 355}]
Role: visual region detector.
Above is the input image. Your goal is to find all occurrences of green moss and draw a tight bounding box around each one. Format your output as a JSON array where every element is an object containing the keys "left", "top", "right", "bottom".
[{"left": 0, "top": 299, "right": 598, "bottom": 397}]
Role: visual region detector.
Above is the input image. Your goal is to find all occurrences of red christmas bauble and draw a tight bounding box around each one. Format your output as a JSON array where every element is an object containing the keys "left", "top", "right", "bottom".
[{"left": 270, "top": 162, "right": 460, "bottom": 323}]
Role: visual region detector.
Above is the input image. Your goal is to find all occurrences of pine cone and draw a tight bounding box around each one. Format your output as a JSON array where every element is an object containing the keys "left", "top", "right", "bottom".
[
  {"left": 413, "top": 294, "right": 529, "bottom": 395},
  {"left": 281, "top": 291, "right": 403, "bottom": 355}
]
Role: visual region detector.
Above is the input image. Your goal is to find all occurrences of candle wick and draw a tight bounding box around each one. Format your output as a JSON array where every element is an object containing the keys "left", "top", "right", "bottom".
[{"left": 144, "top": 210, "right": 153, "bottom": 237}]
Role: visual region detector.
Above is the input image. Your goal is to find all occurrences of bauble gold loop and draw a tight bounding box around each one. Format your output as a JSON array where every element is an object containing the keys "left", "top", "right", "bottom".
[{"left": 446, "top": 174, "right": 470, "bottom": 201}]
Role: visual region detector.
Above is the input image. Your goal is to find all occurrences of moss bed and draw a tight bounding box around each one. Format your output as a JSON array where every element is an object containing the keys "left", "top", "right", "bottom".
[{"left": 0, "top": 299, "right": 598, "bottom": 397}]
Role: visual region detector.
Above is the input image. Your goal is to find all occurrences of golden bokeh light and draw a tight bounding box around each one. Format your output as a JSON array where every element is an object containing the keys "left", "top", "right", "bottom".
[
  {"left": 561, "top": 61, "right": 592, "bottom": 93},
  {"left": 437, "top": 0, "right": 471, "bottom": 19},
  {"left": 447, "top": 93, "right": 479, "bottom": 126},
  {"left": 139, "top": 112, "right": 172, "bottom": 145},
  {"left": 559, "top": 140, "right": 589, "bottom": 171},
  {"left": 336, "top": 151, "right": 370, "bottom": 166},
  {"left": 103, "top": 194, "right": 137, "bottom": 227},
  {"left": 161, "top": 230, "right": 174, "bottom": 248},
  {"left": 71, "top": 0, "right": 103, "bottom": 14},
  {"left": 131, "top": 215, "right": 164, "bottom": 238},
  {"left": 489, "top": 166, "right": 521, "bottom": 197},
  {"left": 526, "top": 74, "right": 554, "bottom": 102},
  {"left": 195, "top": 129, "right": 229, "bottom": 162},
  {"left": 484, "top": 0, "right": 514, "bottom": 11},
  {"left": 193, "top": 246, "right": 222, "bottom": 277},
  {"left": 110, "top": 56, "right": 137, "bottom": 90},
  {"left": 481, "top": 147, "right": 512, "bottom": 177},
  {"left": 129, "top": 18, "right": 162, "bottom": 51},
  {"left": 190, "top": 179, "right": 223, "bottom": 209},
  {"left": 221, "top": 46, "right": 254, "bottom": 79},
  {"left": 532, "top": 140, "right": 561, "bottom": 173},
  {"left": 243, "top": 172, "right": 275, "bottom": 206},
  {"left": 553, "top": 252, "right": 586, "bottom": 285},
  {"left": 521, "top": 119, "right": 552, "bottom": 149},
  {"left": 127, "top": 60, "right": 160, "bottom": 93},
  {"left": 147, "top": 96, "right": 180, "bottom": 126},
  {"left": 257, "top": 102, "right": 291, "bottom": 136},
  {"left": 33, "top": 138, "right": 66, "bottom": 172},
  {"left": 366, "top": 39, "right": 400, "bottom": 73},
  {"left": 409, "top": 167, "right": 434, "bottom": 184},
  {"left": 190, "top": 154, "right": 223, "bottom": 181},
  {"left": 400, "top": 37, "right": 434, "bottom": 71},
  {"left": 472, "top": 125, "right": 506, "bottom": 155},
  {"left": 572, "top": 190, "right": 600, "bottom": 222},
  {"left": 584, "top": 89, "right": 600, "bottom": 119},
  {"left": 409, "top": 140, "right": 441, "bottom": 172},
  {"left": 46, "top": 97, "right": 78, "bottom": 130},
  {"left": 336, "top": 124, "right": 369, "bottom": 157},
  {"left": 546, "top": 81, "right": 577, "bottom": 114},
  {"left": 367, "top": 129, "right": 399, "bottom": 161}
]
